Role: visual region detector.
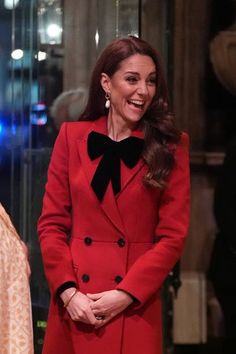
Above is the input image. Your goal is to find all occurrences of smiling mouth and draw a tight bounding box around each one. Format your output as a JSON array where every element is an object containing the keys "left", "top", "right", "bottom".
[{"left": 128, "top": 99, "right": 145, "bottom": 110}]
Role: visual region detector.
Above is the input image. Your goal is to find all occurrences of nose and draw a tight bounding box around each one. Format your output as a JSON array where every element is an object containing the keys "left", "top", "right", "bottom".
[{"left": 137, "top": 81, "right": 148, "bottom": 96}]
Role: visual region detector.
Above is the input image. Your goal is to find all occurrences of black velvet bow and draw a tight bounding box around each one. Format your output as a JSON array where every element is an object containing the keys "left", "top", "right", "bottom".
[{"left": 87, "top": 131, "right": 144, "bottom": 201}]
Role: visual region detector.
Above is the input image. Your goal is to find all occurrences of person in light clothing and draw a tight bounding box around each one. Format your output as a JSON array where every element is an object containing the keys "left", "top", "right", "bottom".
[{"left": 0, "top": 203, "right": 34, "bottom": 354}]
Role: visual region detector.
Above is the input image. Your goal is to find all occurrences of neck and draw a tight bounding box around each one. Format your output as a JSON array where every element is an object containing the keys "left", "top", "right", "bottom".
[{"left": 107, "top": 114, "right": 136, "bottom": 141}]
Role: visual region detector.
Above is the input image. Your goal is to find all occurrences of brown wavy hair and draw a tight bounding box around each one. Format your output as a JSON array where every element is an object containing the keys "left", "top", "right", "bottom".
[{"left": 79, "top": 36, "right": 181, "bottom": 188}]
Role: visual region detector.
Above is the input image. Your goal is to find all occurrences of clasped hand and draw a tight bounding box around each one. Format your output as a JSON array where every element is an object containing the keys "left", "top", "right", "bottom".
[{"left": 62, "top": 289, "right": 133, "bottom": 328}]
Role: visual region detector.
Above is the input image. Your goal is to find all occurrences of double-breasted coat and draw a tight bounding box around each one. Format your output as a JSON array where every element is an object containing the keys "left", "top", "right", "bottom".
[{"left": 38, "top": 115, "right": 190, "bottom": 354}]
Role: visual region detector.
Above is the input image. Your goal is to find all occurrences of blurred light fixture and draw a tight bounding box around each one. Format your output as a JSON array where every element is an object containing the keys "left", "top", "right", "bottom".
[
  {"left": 95, "top": 29, "right": 99, "bottom": 48},
  {"left": 46, "top": 23, "right": 62, "bottom": 39},
  {"left": 30, "top": 102, "right": 48, "bottom": 125},
  {"left": 4, "top": 0, "right": 20, "bottom": 9},
  {"left": 38, "top": 0, "right": 63, "bottom": 45},
  {"left": 11, "top": 49, "right": 24, "bottom": 60},
  {"left": 35, "top": 51, "right": 47, "bottom": 61}
]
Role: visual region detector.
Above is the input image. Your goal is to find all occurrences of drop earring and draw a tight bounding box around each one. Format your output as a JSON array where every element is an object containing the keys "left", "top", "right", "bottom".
[{"left": 105, "top": 92, "right": 110, "bottom": 109}]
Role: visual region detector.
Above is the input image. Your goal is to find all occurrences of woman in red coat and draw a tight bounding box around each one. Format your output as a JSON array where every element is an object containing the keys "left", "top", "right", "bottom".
[{"left": 38, "top": 36, "right": 190, "bottom": 354}]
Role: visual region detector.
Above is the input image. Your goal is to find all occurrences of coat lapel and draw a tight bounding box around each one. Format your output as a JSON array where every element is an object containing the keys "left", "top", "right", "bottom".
[
  {"left": 76, "top": 117, "right": 126, "bottom": 235},
  {"left": 76, "top": 116, "right": 145, "bottom": 235},
  {"left": 119, "top": 127, "right": 145, "bottom": 195},
  {"left": 119, "top": 158, "right": 145, "bottom": 195}
]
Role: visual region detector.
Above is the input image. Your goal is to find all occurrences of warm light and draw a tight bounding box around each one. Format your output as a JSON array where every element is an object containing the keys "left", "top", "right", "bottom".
[
  {"left": 4, "top": 0, "right": 20, "bottom": 9},
  {"left": 95, "top": 30, "right": 99, "bottom": 47},
  {"left": 11, "top": 49, "right": 24, "bottom": 60}
]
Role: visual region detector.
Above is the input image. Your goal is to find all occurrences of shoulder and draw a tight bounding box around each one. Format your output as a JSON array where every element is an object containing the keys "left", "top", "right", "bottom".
[
  {"left": 179, "top": 132, "right": 189, "bottom": 147},
  {"left": 174, "top": 132, "right": 189, "bottom": 155},
  {"left": 173, "top": 132, "right": 190, "bottom": 163},
  {"left": 168, "top": 132, "right": 189, "bottom": 155},
  {"left": 60, "top": 121, "right": 93, "bottom": 139},
  {"left": 168, "top": 132, "right": 189, "bottom": 151},
  {"left": 56, "top": 121, "right": 93, "bottom": 146},
  {"left": 59, "top": 116, "right": 107, "bottom": 141}
]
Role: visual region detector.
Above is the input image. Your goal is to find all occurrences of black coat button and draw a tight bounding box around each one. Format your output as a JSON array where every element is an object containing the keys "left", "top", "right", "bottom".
[
  {"left": 117, "top": 238, "right": 125, "bottom": 247},
  {"left": 84, "top": 237, "right": 92, "bottom": 245},
  {"left": 115, "top": 275, "right": 123, "bottom": 284},
  {"left": 82, "top": 274, "right": 90, "bottom": 283}
]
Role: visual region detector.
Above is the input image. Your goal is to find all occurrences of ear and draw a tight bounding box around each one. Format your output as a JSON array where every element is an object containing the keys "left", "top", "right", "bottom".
[{"left": 100, "top": 73, "right": 111, "bottom": 93}]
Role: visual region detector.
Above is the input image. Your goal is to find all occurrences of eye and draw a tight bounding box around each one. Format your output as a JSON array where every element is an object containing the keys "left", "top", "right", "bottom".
[
  {"left": 126, "top": 76, "right": 138, "bottom": 84},
  {"left": 147, "top": 77, "right": 156, "bottom": 85}
]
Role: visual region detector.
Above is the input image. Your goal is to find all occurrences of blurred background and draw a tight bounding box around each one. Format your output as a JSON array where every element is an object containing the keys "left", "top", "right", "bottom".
[{"left": 1, "top": 0, "right": 236, "bottom": 353}]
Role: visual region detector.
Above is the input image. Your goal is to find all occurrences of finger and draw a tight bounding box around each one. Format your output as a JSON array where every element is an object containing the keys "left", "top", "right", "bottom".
[
  {"left": 91, "top": 307, "right": 103, "bottom": 315},
  {"left": 67, "top": 302, "right": 97, "bottom": 325},
  {"left": 94, "top": 311, "right": 117, "bottom": 329},
  {"left": 95, "top": 319, "right": 107, "bottom": 329},
  {"left": 89, "top": 296, "right": 107, "bottom": 312},
  {"left": 87, "top": 292, "right": 104, "bottom": 300},
  {"left": 90, "top": 301, "right": 103, "bottom": 312},
  {"left": 71, "top": 311, "right": 95, "bottom": 325},
  {"left": 85, "top": 307, "right": 101, "bottom": 326},
  {"left": 94, "top": 315, "right": 112, "bottom": 329}
]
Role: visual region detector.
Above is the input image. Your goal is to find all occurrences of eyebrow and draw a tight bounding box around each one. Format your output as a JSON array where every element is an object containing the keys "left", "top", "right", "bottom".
[{"left": 124, "top": 71, "right": 157, "bottom": 76}]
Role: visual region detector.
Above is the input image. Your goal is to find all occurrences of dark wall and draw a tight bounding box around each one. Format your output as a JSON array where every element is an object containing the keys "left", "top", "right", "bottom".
[{"left": 205, "top": 0, "right": 236, "bottom": 150}]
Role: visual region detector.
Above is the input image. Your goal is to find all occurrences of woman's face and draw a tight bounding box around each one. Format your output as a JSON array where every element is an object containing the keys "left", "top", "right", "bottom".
[{"left": 102, "top": 54, "right": 157, "bottom": 129}]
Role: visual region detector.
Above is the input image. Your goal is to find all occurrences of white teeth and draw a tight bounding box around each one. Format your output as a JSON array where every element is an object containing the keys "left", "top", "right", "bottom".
[{"left": 129, "top": 100, "right": 144, "bottom": 106}]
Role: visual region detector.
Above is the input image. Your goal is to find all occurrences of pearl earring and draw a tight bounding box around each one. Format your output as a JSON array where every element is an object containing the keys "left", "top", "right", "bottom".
[{"left": 105, "top": 92, "right": 110, "bottom": 109}]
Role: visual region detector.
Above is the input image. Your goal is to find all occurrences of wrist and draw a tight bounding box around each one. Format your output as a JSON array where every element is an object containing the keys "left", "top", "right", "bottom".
[
  {"left": 63, "top": 288, "right": 77, "bottom": 308},
  {"left": 57, "top": 281, "right": 77, "bottom": 296},
  {"left": 117, "top": 290, "right": 134, "bottom": 305},
  {"left": 60, "top": 287, "right": 77, "bottom": 304}
]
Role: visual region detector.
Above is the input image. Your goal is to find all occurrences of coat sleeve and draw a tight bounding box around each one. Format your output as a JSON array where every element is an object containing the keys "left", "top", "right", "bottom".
[
  {"left": 37, "top": 123, "right": 77, "bottom": 297},
  {"left": 117, "top": 133, "right": 190, "bottom": 305}
]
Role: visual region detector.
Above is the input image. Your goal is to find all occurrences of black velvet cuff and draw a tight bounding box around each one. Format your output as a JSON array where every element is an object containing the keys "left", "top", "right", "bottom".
[{"left": 57, "top": 281, "right": 77, "bottom": 297}]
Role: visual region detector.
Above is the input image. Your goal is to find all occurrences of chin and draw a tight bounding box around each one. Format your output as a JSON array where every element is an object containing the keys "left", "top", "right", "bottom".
[{"left": 127, "top": 114, "right": 144, "bottom": 123}]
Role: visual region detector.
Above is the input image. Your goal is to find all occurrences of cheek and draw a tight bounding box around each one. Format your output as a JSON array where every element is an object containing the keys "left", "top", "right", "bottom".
[
  {"left": 113, "top": 89, "right": 130, "bottom": 105},
  {"left": 150, "top": 87, "right": 156, "bottom": 99},
  {"left": 115, "top": 82, "right": 132, "bottom": 96}
]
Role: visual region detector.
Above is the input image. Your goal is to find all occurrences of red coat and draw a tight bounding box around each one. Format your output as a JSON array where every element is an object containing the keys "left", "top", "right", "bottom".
[{"left": 38, "top": 116, "right": 190, "bottom": 354}]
